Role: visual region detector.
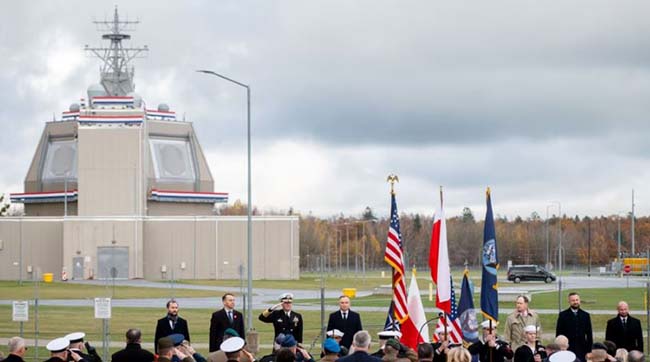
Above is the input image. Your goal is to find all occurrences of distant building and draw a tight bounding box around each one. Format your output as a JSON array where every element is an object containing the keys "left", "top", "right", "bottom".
[{"left": 0, "top": 9, "right": 298, "bottom": 280}]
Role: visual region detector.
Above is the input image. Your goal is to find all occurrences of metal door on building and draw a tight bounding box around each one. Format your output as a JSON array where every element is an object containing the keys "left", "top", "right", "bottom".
[
  {"left": 72, "top": 257, "right": 84, "bottom": 280},
  {"left": 97, "top": 247, "right": 129, "bottom": 279}
]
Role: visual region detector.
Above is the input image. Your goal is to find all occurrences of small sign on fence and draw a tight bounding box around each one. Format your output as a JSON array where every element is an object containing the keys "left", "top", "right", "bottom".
[
  {"left": 94, "top": 298, "right": 112, "bottom": 319},
  {"left": 12, "top": 301, "right": 29, "bottom": 322}
]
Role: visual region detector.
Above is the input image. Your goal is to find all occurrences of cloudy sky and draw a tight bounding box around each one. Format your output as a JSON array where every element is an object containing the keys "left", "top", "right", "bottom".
[{"left": 2, "top": 1, "right": 649, "bottom": 219}]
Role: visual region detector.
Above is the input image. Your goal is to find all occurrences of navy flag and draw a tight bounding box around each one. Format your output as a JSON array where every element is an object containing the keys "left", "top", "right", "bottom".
[
  {"left": 384, "top": 301, "right": 401, "bottom": 332},
  {"left": 480, "top": 188, "right": 499, "bottom": 322},
  {"left": 457, "top": 270, "right": 479, "bottom": 344}
]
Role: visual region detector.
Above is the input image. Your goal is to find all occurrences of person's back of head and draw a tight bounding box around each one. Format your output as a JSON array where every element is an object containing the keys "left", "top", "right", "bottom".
[
  {"left": 126, "top": 328, "right": 142, "bottom": 344},
  {"left": 615, "top": 349, "right": 629, "bottom": 362},
  {"left": 8, "top": 336, "right": 26, "bottom": 356},
  {"left": 276, "top": 348, "right": 296, "bottom": 362},
  {"left": 590, "top": 349, "right": 608, "bottom": 362},
  {"left": 417, "top": 343, "right": 434, "bottom": 361},
  {"left": 352, "top": 331, "right": 371, "bottom": 351},
  {"left": 603, "top": 341, "right": 617, "bottom": 357},
  {"left": 545, "top": 343, "right": 560, "bottom": 356},
  {"left": 628, "top": 351, "right": 645, "bottom": 362},
  {"left": 447, "top": 347, "right": 471, "bottom": 362},
  {"left": 555, "top": 335, "right": 569, "bottom": 351}
]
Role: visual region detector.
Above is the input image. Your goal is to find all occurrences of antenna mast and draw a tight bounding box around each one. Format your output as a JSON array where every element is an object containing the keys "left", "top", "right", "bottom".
[{"left": 85, "top": 6, "right": 148, "bottom": 96}]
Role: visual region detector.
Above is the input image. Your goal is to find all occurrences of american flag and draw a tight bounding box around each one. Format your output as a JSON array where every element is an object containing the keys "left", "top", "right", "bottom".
[
  {"left": 384, "top": 193, "right": 408, "bottom": 323},
  {"left": 433, "top": 276, "right": 463, "bottom": 344}
]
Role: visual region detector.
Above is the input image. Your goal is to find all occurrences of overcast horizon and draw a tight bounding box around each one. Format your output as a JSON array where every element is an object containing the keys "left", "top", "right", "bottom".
[{"left": 1, "top": 1, "right": 649, "bottom": 220}]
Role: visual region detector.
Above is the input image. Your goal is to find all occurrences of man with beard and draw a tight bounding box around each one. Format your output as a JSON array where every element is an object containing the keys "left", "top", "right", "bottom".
[
  {"left": 555, "top": 293, "right": 592, "bottom": 362},
  {"left": 605, "top": 301, "right": 643, "bottom": 353},
  {"left": 468, "top": 321, "right": 513, "bottom": 362},
  {"left": 155, "top": 299, "right": 191, "bottom": 353}
]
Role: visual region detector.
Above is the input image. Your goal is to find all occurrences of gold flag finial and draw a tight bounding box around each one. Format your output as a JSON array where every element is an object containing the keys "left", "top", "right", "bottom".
[
  {"left": 486, "top": 186, "right": 491, "bottom": 196},
  {"left": 387, "top": 174, "right": 399, "bottom": 195}
]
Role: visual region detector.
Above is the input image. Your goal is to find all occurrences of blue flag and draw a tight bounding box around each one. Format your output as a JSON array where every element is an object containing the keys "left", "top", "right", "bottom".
[
  {"left": 480, "top": 188, "right": 499, "bottom": 322},
  {"left": 384, "top": 301, "right": 401, "bottom": 331},
  {"left": 457, "top": 270, "right": 479, "bottom": 344}
]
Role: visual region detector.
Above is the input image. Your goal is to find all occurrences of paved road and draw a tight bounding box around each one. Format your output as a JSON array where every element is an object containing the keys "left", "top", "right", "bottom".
[{"left": 2, "top": 275, "right": 648, "bottom": 312}]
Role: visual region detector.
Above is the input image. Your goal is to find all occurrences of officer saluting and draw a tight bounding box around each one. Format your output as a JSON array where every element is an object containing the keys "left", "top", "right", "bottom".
[
  {"left": 258, "top": 292, "right": 304, "bottom": 343},
  {"left": 64, "top": 332, "right": 101, "bottom": 362},
  {"left": 45, "top": 337, "right": 86, "bottom": 362}
]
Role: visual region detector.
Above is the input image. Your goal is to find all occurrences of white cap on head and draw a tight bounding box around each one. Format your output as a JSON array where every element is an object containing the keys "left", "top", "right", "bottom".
[
  {"left": 279, "top": 292, "right": 294, "bottom": 301},
  {"left": 221, "top": 337, "right": 245, "bottom": 353},
  {"left": 327, "top": 329, "right": 344, "bottom": 337},
  {"left": 378, "top": 330, "right": 402, "bottom": 339},
  {"left": 549, "top": 351, "right": 577, "bottom": 362},
  {"left": 64, "top": 332, "right": 85, "bottom": 344},
  {"left": 524, "top": 325, "right": 538, "bottom": 333},
  {"left": 47, "top": 337, "right": 70, "bottom": 353},
  {"left": 480, "top": 320, "right": 498, "bottom": 329}
]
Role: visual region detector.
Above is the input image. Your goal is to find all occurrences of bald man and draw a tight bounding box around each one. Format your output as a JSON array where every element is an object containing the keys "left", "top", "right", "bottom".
[{"left": 605, "top": 301, "right": 643, "bottom": 352}]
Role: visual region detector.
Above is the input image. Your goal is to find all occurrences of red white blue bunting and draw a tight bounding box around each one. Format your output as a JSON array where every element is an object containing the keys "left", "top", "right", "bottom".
[
  {"left": 149, "top": 189, "right": 228, "bottom": 203},
  {"left": 10, "top": 190, "right": 78, "bottom": 204}
]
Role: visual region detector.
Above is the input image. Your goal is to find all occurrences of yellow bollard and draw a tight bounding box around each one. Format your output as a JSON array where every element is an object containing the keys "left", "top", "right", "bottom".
[
  {"left": 342, "top": 288, "right": 357, "bottom": 298},
  {"left": 43, "top": 273, "right": 54, "bottom": 283}
]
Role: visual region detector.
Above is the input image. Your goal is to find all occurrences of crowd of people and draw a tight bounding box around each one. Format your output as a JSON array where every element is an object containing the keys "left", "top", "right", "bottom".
[{"left": 1, "top": 291, "right": 645, "bottom": 362}]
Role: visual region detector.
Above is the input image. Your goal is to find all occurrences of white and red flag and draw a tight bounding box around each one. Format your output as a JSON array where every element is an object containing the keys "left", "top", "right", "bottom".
[
  {"left": 429, "top": 190, "right": 451, "bottom": 314},
  {"left": 400, "top": 271, "right": 430, "bottom": 349}
]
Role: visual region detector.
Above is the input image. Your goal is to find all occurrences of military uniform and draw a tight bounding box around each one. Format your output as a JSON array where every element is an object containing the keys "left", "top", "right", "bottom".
[
  {"left": 259, "top": 293, "right": 303, "bottom": 343},
  {"left": 468, "top": 339, "right": 513, "bottom": 362}
]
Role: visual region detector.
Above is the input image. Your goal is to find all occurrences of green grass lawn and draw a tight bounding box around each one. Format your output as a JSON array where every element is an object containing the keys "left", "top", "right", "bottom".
[{"left": 0, "top": 281, "right": 220, "bottom": 300}]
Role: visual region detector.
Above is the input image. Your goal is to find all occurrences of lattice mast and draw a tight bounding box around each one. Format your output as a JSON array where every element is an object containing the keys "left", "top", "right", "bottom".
[{"left": 85, "top": 6, "right": 148, "bottom": 96}]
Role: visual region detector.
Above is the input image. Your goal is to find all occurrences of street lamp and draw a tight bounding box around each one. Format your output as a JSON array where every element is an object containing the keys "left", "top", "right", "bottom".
[
  {"left": 197, "top": 69, "right": 253, "bottom": 331},
  {"left": 549, "top": 201, "right": 562, "bottom": 312}
]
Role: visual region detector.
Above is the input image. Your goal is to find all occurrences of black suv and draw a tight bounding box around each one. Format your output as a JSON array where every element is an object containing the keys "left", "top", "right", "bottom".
[{"left": 507, "top": 265, "right": 556, "bottom": 283}]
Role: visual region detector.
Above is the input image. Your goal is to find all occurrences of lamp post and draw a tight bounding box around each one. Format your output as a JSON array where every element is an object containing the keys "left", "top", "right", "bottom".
[
  {"left": 197, "top": 69, "right": 253, "bottom": 331},
  {"left": 549, "top": 201, "right": 562, "bottom": 312}
]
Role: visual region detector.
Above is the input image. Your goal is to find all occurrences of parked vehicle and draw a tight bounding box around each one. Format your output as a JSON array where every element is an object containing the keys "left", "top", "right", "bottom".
[{"left": 507, "top": 265, "right": 556, "bottom": 283}]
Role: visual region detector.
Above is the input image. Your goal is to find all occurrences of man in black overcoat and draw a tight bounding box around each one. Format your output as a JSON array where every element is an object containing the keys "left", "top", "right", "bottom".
[
  {"left": 210, "top": 292, "right": 246, "bottom": 352},
  {"left": 154, "top": 299, "right": 191, "bottom": 353},
  {"left": 111, "top": 329, "right": 155, "bottom": 362},
  {"left": 327, "top": 295, "right": 363, "bottom": 349},
  {"left": 555, "top": 293, "right": 592, "bottom": 362},
  {"left": 605, "top": 300, "right": 643, "bottom": 352}
]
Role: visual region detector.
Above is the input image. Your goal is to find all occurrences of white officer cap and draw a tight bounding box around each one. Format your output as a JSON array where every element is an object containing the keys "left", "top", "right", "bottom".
[
  {"left": 549, "top": 351, "right": 577, "bottom": 362},
  {"left": 64, "top": 332, "right": 85, "bottom": 344},
  {"left": 327, "top": 329, "right": 344, "bottom": 337},
  {"left": 279, "top": 292, "right": 294, "bottom": 301},
  {"left": 378, "top": 330, "right": 402, "bottom": 339},
  {"left": 221, "top": 336, "right": 245, "bottom": 353},
  {"left": 47, "top": 337, "right": 70, "bottom": 353},
  {"left": 524, "top": 325, "right": 538, "bottom": 333},
  {"left": 480, "top": 320, "right": 499, "bottom": 329}
]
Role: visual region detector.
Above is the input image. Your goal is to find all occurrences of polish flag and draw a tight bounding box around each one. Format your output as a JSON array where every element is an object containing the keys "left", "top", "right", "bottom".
[
  {"left": 400, "top": 271, "right": 430, "bottom": 349},
  {"left": 429, "top": 195, "right": 451, "bottom": 314}
]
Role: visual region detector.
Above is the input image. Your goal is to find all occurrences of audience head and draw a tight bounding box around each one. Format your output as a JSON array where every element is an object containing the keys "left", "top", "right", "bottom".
[
  {"left": 417, "top": 343, "right": 434, "bottom": 361},
  {"left": 8, "top": 337, "right": 26, "bottom": 356},
  {"left": 555, "top": 335, "right": 569, "bottom": 351},
  {"left": 126, "top": 329, "right": 142, "bottom": 344},
  {"left": 352, "top": 330, "right": 372, "bottom": 351},
  {"left": 447, "top": 347, "right": 471, "bottom": 362},
  {"left": 276, "top": 348, "right": 297, "bottom": 362},
  {"left": 615, "top": 349, "right": 629, "bottom": 362},
  {"left": 628, "top": 351, "right": 645, "bottom": 362}
]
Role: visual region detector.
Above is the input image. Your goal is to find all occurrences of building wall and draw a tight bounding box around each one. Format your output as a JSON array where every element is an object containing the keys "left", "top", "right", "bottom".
[
  {"left": 146, "top": 202, "right": 214, "bottom": 216},
  {"left": 63, "top": 219, "right": 144, "bottom": 279},
  {"left": 0, "top": 219, "right": 63, "bottom": 280},
  {"left": 25, "top": 203, "right": 78, "bottom": 217},
  {"left": 77, "top": 127, "right": 143, "bottom": 216}
]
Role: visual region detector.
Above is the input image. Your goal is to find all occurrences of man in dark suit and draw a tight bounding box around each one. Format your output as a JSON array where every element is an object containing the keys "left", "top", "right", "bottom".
[
  {"left": 112, "top": 329, "right": 155, "bottom": 362},
  {"left": 210, "top": 293, "right": 246, "bottom": 352},
  {"left": 327, "top": 295, "right": 363, "bottom": 349},
  {"left": 259, "top": 292, "right": 303, "bottom": 343},
  {"left": 605, "top": 301, "right": 643, "bottom": 352},
  {"left": 155, "top": 299, "right": 190, "bottom": 353},
  {"left": 336, "top": 331, "right": 381, "bottom": 362},
  {"left": 556, "top": 292, "right": 592, "bottom": 362}
]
